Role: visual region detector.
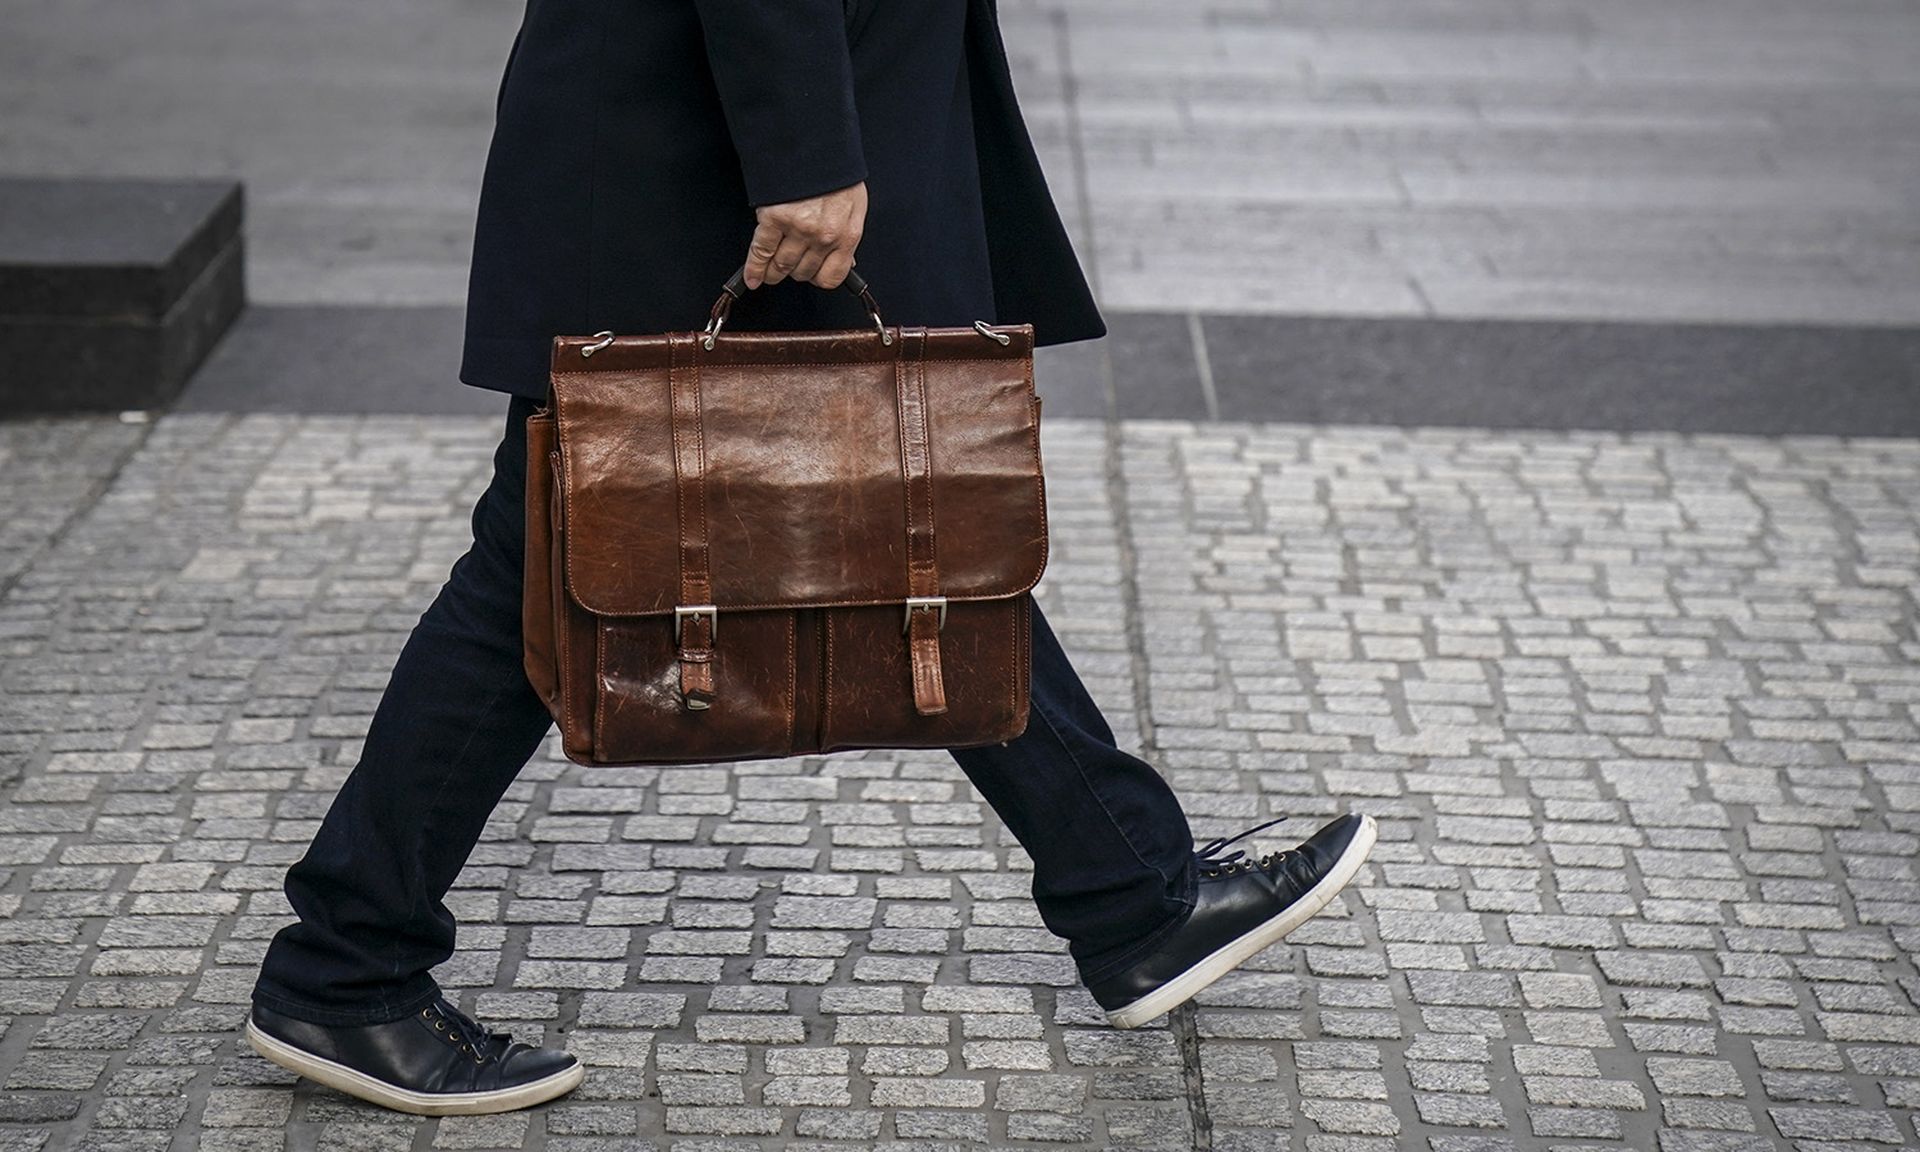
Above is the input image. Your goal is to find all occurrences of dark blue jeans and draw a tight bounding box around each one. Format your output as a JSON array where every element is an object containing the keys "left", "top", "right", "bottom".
[{"left": 252, "top": 397, "right": 1196, "bottom": 1026}]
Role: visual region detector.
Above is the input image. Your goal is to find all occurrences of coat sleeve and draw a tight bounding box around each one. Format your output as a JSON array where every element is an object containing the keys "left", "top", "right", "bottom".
[{"left": 692, "top": 0, "right": 867, "bottom": 208}]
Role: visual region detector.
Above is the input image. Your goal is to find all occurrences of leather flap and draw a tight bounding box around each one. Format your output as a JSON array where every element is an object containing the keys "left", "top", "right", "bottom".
[{"left": 548, "top": 325, "right": 1047, "bottom": 618}]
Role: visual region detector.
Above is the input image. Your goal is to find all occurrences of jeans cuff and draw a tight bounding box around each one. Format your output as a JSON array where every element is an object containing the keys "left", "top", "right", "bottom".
[
  {"left": 1074, "top": 855, "right": 1201, "bottom": 985},
  {"left": 250, "top": 979, "right": 442, "bottom": 1028}
]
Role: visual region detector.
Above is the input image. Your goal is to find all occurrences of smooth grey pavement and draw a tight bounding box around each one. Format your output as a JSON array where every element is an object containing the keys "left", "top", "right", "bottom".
[
  {"left": 3, "top": 0, "right": 1917, "bottom": 326},
  {"left": 1010, "top": 0, "right": 1920, "bottom": 325},
  {"left": 2, "top": 412, "right": 1918, "bottom": 1150},
  {"left": 170, "top": 306, "right": 1920, "bottom": 437}
]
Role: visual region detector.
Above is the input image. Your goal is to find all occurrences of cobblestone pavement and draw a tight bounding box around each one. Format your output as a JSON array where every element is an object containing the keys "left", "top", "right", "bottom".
[
  {"left": 2, "top": 412, "right": 1917, "bottom": 1151},
  {"left": 0, "top": 418, "right": 150, "bottom": 592}
]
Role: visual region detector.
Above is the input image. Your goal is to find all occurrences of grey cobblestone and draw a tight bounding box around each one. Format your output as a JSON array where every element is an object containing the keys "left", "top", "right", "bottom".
[
  {"left": 1117, "top": 420, "right": 1920, "bottom": 1150},
  {"left": 1, "top": 408, "right": 1917, "bottom": 1152}
]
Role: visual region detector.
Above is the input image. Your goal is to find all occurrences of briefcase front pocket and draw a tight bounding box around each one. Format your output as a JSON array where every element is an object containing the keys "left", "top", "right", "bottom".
[
  {"left": 817, "top": 600, "right": 1030, "bottom": 753},
  {"left": 593, "top": 612, "right": 798, "bottom": 764},
  {"left": 574, "top": 599, "right": 1032, "bottom": 764}
]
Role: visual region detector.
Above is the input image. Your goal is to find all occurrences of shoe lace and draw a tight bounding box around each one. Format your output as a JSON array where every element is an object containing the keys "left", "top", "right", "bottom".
[
  {"left": 421, "top": 998, "right": 510, "bottom": 1065},
  {"left": 1196, "top": 815, "right": 1290, "bottom": 878}
]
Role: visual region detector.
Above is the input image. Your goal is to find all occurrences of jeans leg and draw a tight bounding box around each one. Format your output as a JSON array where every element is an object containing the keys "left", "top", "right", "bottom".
[
  {"left": 950, "top": 601, "right": 1197, "bottom": 983},
  {"left": 253, "top": 396, "right": 554, "bottom": 1026},
  {"left": 252, "top": 397, "right": 1193, "bottom": 1018}
]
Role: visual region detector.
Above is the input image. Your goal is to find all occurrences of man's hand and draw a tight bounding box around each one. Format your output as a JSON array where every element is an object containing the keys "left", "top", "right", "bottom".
[{"left": 743, "top": 181, "right": 867, "bottom": 290}]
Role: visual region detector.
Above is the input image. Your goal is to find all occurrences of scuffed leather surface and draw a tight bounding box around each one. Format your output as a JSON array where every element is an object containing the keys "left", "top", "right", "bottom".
[
  {"left": 819, "top": 600, "right": 1027, "bottom": 751},
  {"left": 554, "top": 454, "right": 600, "bottom": 764},
  {"left": 549, "top": 326, "right": 1045, "bottom": 617},
  {"left": 529, "top": 321, "right": 1042, "bottom": 766},
  {"left": 665, "top": 332, "right": 720, "bottom": 709},
  {"left": 594, "top": 612, "right": 796, "bottom": 764},
  {"left": 1085, "top": 815, "right": 1365, "bottom": 1011},
  {"left": 555, "top": 326, "right": 1034, "bottom": 371},
  {"left": 521, "top": 414, "right": 559, "bottom": 714}
]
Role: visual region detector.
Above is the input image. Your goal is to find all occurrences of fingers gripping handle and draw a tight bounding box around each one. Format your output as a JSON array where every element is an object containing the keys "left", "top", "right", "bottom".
[
  {"left": 704, "top": 265, "right": 889, "bottom": 349},
  {"left": 717, "top": 264, "right": 872, "bottom": 304}
]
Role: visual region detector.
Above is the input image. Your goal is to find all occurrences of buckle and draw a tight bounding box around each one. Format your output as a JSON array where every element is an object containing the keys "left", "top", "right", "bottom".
[
  {"left": 903, "top": 596, "right": 947, "bottom": 633},
  {"left": 674, "top": 605, "right": 718, "bottom": 642}
]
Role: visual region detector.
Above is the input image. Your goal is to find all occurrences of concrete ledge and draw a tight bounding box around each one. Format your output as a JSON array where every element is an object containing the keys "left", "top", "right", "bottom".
[
  {"left": 170, "top": 303, "right": 1920, "bottom": 437},
  {"left": 0, "top": 178, "right": 245, "bottom": 413}
]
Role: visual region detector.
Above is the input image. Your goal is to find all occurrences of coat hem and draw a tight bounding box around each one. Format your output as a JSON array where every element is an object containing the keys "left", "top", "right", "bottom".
[{"left": 460, "top": 333, "right": 555, "bottom": 401}]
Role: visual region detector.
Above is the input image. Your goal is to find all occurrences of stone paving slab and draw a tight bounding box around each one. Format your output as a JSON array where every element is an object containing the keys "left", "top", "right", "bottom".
[
  {"left": 2, "top": 412, "right": 1918, "bottom": 1150},
  {"left": 174, "top": 306, "right": 505, "bottom": 416},
  {"left": 161, "top": 305, "right": 1920, "bottom": 441}
]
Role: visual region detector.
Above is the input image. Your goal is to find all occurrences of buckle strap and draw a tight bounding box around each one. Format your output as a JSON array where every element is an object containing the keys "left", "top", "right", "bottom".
[
  {"left": 896, "top": 328, "right": 947, "bottom": 716},
  {"left": 668, "top": 333, "right": 716, "bottom": 711},
  {"left": 908, "top": 608, "right": 947, "bottom": 716},
  {"left": 890, "top": 328, "right": 944, "bottom": 714},
  {"left": 904, "top": 596, "right": 947, "bottom": 715}
]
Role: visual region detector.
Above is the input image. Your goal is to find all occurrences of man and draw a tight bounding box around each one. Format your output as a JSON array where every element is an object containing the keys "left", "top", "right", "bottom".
[{"left": 244, "top": 0, "right": 1376, "bottom": 1115}]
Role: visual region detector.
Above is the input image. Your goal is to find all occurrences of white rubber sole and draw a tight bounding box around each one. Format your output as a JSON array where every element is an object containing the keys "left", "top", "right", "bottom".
[
  {"left": 244, "top": 1016, "right": 585, "bottom": 1116},
  {"left": 1106, "top": 813, "right": 1379, "bottom": 1030}
]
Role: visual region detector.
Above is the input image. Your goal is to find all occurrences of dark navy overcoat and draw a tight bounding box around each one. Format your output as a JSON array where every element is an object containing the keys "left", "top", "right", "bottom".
[{"left": 460, "top": 0, "right": 1105, "bottom": 399}]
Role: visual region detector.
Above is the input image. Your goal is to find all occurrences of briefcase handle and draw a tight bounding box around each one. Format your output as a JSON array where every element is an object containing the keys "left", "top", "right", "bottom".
[{"left": 704, "top": 264, "right": 891, "bottom": 349}]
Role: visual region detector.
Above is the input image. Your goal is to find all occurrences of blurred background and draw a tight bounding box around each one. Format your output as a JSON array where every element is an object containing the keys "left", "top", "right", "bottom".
[
  {"left": 3, "top": 2, "right": 1919, "bottom": 1151},
  {"left": 4, "top": 0, "right": 1916, "bottom": 424}
]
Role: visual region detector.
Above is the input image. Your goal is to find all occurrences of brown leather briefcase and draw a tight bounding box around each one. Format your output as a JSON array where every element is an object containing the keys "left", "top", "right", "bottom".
[{"left": 522, "top": 271, "right": 1046, "bottom": 766}]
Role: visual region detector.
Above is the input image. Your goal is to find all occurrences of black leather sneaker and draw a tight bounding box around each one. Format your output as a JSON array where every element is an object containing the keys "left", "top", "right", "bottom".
[
  {"left": 245, "top": 995, "right": 584, "bottom": 1115},
  {"left": 1088, "top": 812, "right": 1377, "bottom": 1029}
]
